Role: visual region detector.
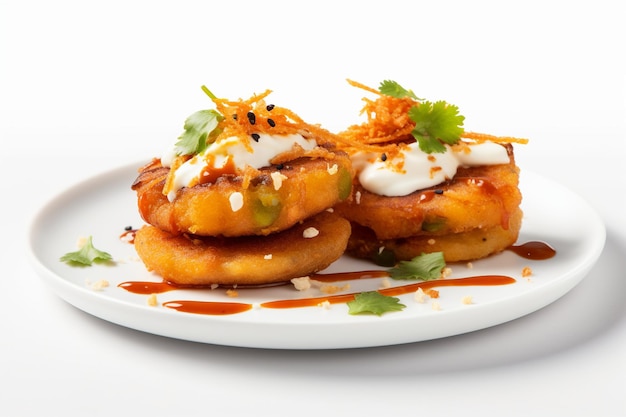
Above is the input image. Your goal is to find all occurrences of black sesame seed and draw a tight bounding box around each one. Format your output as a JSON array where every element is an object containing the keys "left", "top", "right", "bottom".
[
  {"left": 434, "top": 189, "right": 444, "bottom": 195},
  {"left": 275, "top": 163, "right": 284, "bottom": 170},
  {"left": 124, "top": 225, "right": 132, "bottom": 231},
  {"left": 267, "top": 118, "right": 276, "bottom": 127},
  {"left": 247, "top": 111, "right": 256, "bottom": 125},
  {"left": 232, "top": 114, "right": 238, "bottom": 120},
  {"left": 381, "top": 153, "right": 387, "bottom": 161},
  {"left": 251, "top": 133, "right": 260, "bottom": 142},
  {"left": 266, "top": 104, "right": 275, "bottom": 111}
]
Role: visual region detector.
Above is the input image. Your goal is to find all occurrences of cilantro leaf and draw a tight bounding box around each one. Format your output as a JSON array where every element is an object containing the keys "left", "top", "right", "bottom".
[
  {"left": 60, "top": 236, "right": 113, "bottom": 266},
  {"left": 174, "top": 109, "right": 223, "bottom": 156},
  {"left": 388, "top": 252, "right": 446, "bottom": 280},
  {"left": 409, "top": 101, "right": 465, "bottom": 153},
  {"left": 411, "top": 130, "right": 447, "bottom": 153},
  {"left": 347, "top": 291, "right": 406, "bottom": 316},
  {"left": 378, "top": 80, "right": 419, "bottom": 100}
]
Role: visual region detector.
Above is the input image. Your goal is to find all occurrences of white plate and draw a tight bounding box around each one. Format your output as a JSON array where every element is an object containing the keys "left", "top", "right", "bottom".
[{"left": 27, "top": 162, "right": 606, "bottom": 349}]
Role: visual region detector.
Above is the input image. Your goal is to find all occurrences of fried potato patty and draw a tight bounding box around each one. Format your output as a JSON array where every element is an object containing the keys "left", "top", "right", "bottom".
[
  {"left": 334, "top": 144, "right": 523, "bottom": 263},
  {"left": 334, "top": 144, "right": 521, "bottom": 240},
  {"left": 346, "top": 208, "right": 523, "bottom": 264},
  {"left": 132, "top": 153, "right": 353, "bottom": 237},
  {"left": 134, "top": 211, "right": 351, "bottom": 286}
]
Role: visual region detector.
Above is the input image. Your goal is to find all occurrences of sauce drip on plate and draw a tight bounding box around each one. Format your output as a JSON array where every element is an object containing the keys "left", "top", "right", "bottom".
[
  {"left": 261, "top": 275, "right": 515, "bottom": 309},
  {"left": 507, "top": 241, "right": 556, "bottom": 260},
  {"left": 117, "top": 240, "right": 554, "bottom": 316}
]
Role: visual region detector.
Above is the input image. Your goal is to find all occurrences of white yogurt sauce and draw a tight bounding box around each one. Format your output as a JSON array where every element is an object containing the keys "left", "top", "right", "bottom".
[
  {"left": 162, "top": 133, "right": 317, "bottom": 201},
  {"left": 353, "top": 141, "right": 510, "bottom": 197}
]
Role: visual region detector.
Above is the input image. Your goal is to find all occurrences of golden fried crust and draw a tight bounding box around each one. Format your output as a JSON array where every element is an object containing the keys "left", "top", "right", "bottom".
[
  {"left": 346, "top": 208, "right": 523, "bottom": 264},
  {"left": 133, "top": 211, "right": 351, "bottom": 286},
  {"left": 131, "top": 153, "right": 353, "bottom": 237},
  {"left": 334, "top": 144, "right": 522, "bottom": 240}
]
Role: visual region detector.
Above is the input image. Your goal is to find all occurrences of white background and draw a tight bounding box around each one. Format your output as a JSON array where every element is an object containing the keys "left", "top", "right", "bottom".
[{"left": 2, "top": 0, "right": 625, "bottom": 416}]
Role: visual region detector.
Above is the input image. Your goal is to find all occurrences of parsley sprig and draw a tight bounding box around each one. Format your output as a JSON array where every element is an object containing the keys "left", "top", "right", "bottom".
[
  {"left": 173, "top": 86, "right": 224, "bottom": 156},
  {"left": 378, "top": 80, "right": 420, "bottom": 100},
  {"left": 378, "top": 80, "right": 465, "bottom": 153},
  {"left": 388, "top": 252, "right": 446, "bottom": 281},
  {"left": 346, "top": 252, "right": 447, "bottom": 316},
  {"left": 347, "top": 291, "right": 406, "bottom": 316},
  {"left": 60, "top": 236, "right": 112, "bottom": 266},
  {"left": 174, "top": 109, "right": 223, "bottom": 156}
]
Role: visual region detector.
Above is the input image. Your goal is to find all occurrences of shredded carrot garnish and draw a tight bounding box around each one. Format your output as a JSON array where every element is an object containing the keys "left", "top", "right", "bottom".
[
  {"left": 461, "top": 131, "right": 529, "bottom": 144},
  {"left": 335, "top": 80, "right": 528, "bottom": 164},
  {"left": 208, "top": 90, "right": 343, "bottom": 150}
]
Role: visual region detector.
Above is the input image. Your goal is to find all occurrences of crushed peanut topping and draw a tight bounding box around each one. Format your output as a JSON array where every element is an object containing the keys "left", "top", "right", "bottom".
[
  {"left": 326, "top": 163, "right": 338, "bottom": 175},
  {"left": 88, "top": 279, "right": 109, "bottom": 291},
  {"left": 270, "top": 171, "right": 288, "bottom": 190},
  {"left": 147, "top": 294, "right": 158, "bottom": 307},
  {"left": 302, "top": 227, "right": 320, "bottom": 238},
  {"left": 228, "top": 192, "right": 244, "bottom": 212},
  {"left": 319, "top": 284, "right": 350, "bottom": 294},
  {"left": 291, "top": 276, "right": 312, "bottom": 291},
  {"left": 414, "top": 287, "right": 427, "bottom": 303},
  {"left": 379, "top": 278, "right": 392, "bottom": 289}
]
